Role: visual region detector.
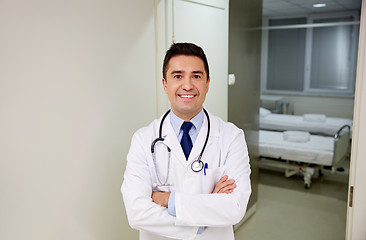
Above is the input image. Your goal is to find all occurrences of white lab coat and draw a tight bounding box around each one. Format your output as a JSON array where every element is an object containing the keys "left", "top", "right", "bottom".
[{"left": 121, "top": 111, "right": 251, "bottom": 240}]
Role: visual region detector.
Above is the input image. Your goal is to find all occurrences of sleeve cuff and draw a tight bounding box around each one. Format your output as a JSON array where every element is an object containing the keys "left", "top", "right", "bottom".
[{"left": 168, "top": 191, "right": 176, "bottom": 217}]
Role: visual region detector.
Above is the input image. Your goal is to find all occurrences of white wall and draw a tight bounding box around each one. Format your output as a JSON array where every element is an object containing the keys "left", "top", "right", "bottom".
[
  {"left": 282, "top": 95, "right": 354, "bottom": 119},
  {"left": 261, "top": 95, "right": 354, "bottom": 119},
  {"left": 0, "top": 0, "right": 156, "bottom": 239}
]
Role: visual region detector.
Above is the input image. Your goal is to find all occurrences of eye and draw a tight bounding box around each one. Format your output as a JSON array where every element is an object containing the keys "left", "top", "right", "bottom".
[
  {"left": 193, "top": 75, "right": 201, "bottom": 79},
  {"left": 174, "top": 75, "right": 182, "bottom": 79}
]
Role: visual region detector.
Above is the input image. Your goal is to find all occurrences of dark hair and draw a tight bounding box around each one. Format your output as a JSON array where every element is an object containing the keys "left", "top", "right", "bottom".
[{"left": 162, "top": 42, "right": 210, "bottom": 81}]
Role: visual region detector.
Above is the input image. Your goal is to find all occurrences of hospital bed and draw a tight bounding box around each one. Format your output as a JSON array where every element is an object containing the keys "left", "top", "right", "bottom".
[
  {"left": 257, "top": 125, "right": 351, "bottom": 189},
  {"left": 259, "top": 107, "right": 353, "bottom": 136}
]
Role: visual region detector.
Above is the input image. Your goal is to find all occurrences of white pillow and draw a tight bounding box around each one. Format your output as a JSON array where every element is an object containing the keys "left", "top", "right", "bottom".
[
  {"left": 259, "top": 107, "right": 271, "bottom": 117},
  {"left": 303, "top": 114, "right": 326, "bottom": 122},
  {"left": 283, "top": 131, "right": 311, "bottom": 143}
]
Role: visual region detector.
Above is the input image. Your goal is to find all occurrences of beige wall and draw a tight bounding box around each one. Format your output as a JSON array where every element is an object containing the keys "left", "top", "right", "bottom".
[{"left": 0, "top": 0, "right": 156, "bottom": 239}]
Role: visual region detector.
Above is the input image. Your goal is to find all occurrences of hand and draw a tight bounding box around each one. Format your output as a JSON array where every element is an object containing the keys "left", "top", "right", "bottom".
[
  {"left": 151, "top": 191, "right": 171, "bottom": 208},
  {"left": 211, "top": 175, "right": 236, "bottom": 194}
]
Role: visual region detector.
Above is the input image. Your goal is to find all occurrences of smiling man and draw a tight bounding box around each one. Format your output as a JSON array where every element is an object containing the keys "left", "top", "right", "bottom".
[
  {"left": 122, "top": 43, "right": 251, "bottom": 240},
  {"left": 162, "top": 50, "right": 210, "bottom": 121}
]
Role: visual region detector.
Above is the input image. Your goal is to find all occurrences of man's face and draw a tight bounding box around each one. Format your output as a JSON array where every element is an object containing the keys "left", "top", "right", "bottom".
[{"left": 163, "top": 55, "right": 210, "bottom": 121}]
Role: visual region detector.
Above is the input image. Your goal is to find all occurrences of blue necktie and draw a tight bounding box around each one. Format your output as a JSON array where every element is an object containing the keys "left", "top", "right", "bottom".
[{"left": 180, "top": 121, "right": 193, "bottom": 160}]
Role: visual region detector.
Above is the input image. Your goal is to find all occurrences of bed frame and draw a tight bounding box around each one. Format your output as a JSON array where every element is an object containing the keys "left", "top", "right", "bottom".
[{"left": 257, "top": 125, "right": 351, "bottom": 189}]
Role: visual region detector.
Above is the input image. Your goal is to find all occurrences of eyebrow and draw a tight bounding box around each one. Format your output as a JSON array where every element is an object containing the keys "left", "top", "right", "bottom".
[
  {"left": 171, "top": 70, "right": 183, "bottom": 75},
  {"left": 170, "top": 70, "right": 204, "bottom": 75}
]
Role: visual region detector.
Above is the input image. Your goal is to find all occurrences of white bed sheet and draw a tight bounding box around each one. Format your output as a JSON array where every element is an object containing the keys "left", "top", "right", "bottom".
[
  {"left": 260, "top": 113, "right": 353, "bottom": 136},
  {"left": 258, "top": 130, "right": 334, "bottom": 166}
]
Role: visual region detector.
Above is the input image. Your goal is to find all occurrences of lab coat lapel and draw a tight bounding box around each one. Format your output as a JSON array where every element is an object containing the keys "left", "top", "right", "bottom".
[
  {"left": 162, "top": 116, "right": 189, "bottom": 167},
  {"left": 188, "top": 111, "right": 218, "bottom": 163}
]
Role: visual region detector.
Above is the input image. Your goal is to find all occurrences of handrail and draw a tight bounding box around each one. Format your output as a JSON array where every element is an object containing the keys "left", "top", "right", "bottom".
[{"left": 334, "top": 124, "right": 351, "bottom": 140}]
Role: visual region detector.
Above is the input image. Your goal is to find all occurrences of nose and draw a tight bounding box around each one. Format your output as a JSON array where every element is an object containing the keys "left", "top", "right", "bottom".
[{"left": 181, "top": 77, "right": 194, "bottom": 91}]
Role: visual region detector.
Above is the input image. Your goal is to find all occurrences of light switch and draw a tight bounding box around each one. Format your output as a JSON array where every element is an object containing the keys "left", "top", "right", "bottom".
[{"left": 228, "top": 74, "right": 236, "bottom": 85}]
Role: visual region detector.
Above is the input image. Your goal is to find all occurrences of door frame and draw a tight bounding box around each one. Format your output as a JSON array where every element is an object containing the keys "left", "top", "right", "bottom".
[{"left": 346, "top": 1, "right": 366, "bottom": 239}]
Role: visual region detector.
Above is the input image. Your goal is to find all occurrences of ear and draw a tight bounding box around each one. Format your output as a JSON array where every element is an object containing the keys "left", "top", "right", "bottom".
[
  {"left": 206, "top": 77, "right": 210, "bottom": 93},
  {"left": 162, "top": 78, "right": 168, "bottom": 93}
]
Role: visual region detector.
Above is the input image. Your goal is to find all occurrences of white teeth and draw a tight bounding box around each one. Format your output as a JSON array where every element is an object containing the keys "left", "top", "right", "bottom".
[{"left": 181, "top": 95, "right": 194, "bottom": 98}]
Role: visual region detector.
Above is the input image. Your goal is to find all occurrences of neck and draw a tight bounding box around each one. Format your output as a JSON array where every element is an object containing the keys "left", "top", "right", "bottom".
[{"left": 171, "top": 108, "right": 202, "bottom": 121}]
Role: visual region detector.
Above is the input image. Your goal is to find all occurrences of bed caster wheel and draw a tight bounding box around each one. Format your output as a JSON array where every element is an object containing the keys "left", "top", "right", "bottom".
[{"left": 304, "top": 184, "right": 310, "bottom": 189}]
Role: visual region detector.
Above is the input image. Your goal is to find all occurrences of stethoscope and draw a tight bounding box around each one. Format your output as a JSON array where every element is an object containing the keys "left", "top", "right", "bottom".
[{"left": 151, "top": 108, "right": 210, "bottom": 187}]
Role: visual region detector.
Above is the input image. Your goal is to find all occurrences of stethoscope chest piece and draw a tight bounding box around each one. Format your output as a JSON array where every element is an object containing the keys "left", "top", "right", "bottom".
[{"left": 191, "top": 160, "right": 204, "bottom": 172}]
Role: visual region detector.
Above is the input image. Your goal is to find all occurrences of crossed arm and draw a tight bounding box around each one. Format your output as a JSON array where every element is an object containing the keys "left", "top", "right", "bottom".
[
  {"left": 122, "top": 127, "right": 251, "bottom": 238},
  {"left": 151, "top": 175, "right": 236, "bottom": 208}
]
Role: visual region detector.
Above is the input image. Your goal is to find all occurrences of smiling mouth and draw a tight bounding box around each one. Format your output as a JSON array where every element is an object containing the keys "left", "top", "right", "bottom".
[{"left": 179, "top": 94, "right": 196, "bottom": 98}]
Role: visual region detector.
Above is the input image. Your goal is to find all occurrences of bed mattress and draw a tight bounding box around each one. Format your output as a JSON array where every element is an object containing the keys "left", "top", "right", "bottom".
[
  {"left": 258, "top": 130, "right": 334, "bottom": 166},
  {"left": 260, "top": 113, "right": 353, "bottom": 136}
]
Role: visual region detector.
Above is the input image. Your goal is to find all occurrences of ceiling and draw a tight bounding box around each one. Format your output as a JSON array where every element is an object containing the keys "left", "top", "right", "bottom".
[{"left": 263, "top": 0, "right": 362, "bottom": 17}]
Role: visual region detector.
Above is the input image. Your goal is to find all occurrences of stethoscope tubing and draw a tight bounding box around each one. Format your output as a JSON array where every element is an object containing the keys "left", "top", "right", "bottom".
[
  {"left": 151, "top": 108, "right": 210, "bottom": 186},
  {"left": 151, "top": 109, "right": 171, "bottom": 154},
  {"left": 197, "top": 108, "right": 210, "bottom": 162}
]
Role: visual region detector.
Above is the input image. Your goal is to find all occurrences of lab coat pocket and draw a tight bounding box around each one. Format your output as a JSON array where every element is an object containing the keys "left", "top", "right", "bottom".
[{"left": 202, "top": 167, "right": 225, "bottom": 194}]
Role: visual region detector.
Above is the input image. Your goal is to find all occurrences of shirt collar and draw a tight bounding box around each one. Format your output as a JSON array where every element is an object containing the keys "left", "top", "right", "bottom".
[{"left": 170, "top": 109, "right": 205, "bottom": 135}]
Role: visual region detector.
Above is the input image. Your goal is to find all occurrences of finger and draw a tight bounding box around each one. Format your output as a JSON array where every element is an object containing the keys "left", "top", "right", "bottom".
[
  {"left": 213, "top": 180, "right": 228, "bottom": 194},
  {"left": 213, "top": 178, "right": 235, "bottom": 193},
  {"left": 217, "top": 181, "right": 236, "bottom": 193},
  {"left": 151, "top": 191, "right": 170, "bottom": 207},
  {"left": 217, "top": 179, "right": 235, "bottom": 190},
  {"left": 212, "top": 175, "right": 228, "bottom": 193},
  {"left": 151, "top": 191, "right": 159, "bottom": 202},
  {"left": 220, "top": 183, "right": 237, "bottom": 194},
  {"left": 222, "top": 189, "right": 234, "bottom": 194},
  {"left": 216, "top": 175, "right": 228, "bottom": 185}
]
